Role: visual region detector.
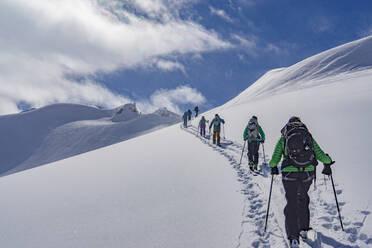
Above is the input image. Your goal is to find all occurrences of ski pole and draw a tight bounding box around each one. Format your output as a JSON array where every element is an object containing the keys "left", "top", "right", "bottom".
[
  {"left": 331, "top": 174, "right": 344, "bottom": 231},
  {"left": 314, "top": 166, "right": 317, "bottom": 190},
  {"left": 262, "top": 143, "right": 267, "bottom": 165},
  {"left": 222, "top": 123, "right": 226, "bottom": 140},
  {"left": 264, "top": 174, "right": 274, "bottom": 232},
  {"left": 239, "top": 140, "right": 247, "bottom": 165}
]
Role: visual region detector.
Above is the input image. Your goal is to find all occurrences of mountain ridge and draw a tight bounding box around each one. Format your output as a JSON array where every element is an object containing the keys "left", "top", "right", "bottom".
[
  {"left": 225, "top": 35, "right": 372, "bottom": 106},
  {"left": 0, "top": 103, "right": 180, "bottom": 176}
]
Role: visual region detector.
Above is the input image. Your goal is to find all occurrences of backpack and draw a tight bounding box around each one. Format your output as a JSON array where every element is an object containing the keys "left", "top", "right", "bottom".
[
  {"left": 282, "top": 122, "right": 317, "bottom": 167},
  {"left": 247, "top": 118, "right": 259, "bottom": 139},
  {"left": 214, "top": 118, "right": 220, "bottom": 127}
]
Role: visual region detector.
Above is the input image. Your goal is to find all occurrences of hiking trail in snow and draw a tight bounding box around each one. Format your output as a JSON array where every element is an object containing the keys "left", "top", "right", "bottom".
[{"left": 182, "top": 124, "right": 371, "bottom": 248}]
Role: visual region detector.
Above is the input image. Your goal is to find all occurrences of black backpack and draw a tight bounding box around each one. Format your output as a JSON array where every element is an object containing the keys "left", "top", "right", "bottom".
[
  {"left": 282, "top": 122, "right": 317, "bottom": 167},
  {"left": 247, "top": 118, "right": 259, "bottom": 139},
  {"left": 248, "top": 119, "right": 257, "bottom": 131}
]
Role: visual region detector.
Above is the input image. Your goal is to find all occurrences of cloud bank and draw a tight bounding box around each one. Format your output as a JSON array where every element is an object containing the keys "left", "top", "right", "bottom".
[
  {"left": 139, "top": 85, "right": 206, "bottom": 114},
  {"left": 0, "top": 0, "right": 230, "bottom": 115}
]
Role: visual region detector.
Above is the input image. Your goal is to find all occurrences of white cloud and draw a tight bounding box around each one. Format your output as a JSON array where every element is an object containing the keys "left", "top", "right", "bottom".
[
  {"left": 153, "top": 59, "right": 186, "bottom": 74},
  {"left": 309, "top": 16, "right": 333, "bottom": 33},
  {"left": 0, "top": 0, "right": 230, "bottom": 115},
  {"left": 231, "top": 34, "right": 257, "bottom": 49},
  {"left": 231, "top": 34, "right": 258, "bottom": 56},
  {"left": 209, "top": 6, "right": 233, "bottom": 23},
  {"left": 266, "top": 43, "right": 282, "bottom": 54},
  {"left": 138, "top": 85, "right": 206, "bottom": 114}
]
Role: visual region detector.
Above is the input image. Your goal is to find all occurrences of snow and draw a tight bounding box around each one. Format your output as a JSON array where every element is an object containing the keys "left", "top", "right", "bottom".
[
  {"left": 1, "top": 36, "right": 372, "bottom": 247},
  {"left": 0, "top": 103, "right": 180, "bottom": 176},
  {"left": 0, "top": 125, "right": 243, "bottom": 248},
  {"left": 226, "top": 35, "right": 372, "bottom": 104}
]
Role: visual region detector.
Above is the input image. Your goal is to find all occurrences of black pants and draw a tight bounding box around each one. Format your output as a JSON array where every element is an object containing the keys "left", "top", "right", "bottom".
[
  {"left": 282, "top": 171, "right": 314, "bottom": 240},
  {"left": 247, "top": 141, "right": 260, "bottom": 165}
]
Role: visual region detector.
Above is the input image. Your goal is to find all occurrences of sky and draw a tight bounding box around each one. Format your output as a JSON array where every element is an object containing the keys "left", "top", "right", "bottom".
[{"left": 1, "top": 0, "right": 372, "bottom": 115}]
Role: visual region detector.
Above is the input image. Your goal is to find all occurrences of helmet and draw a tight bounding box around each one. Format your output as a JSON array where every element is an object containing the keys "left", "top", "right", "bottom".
[{"left": 252, "top": 115, "right": 257, "bottom": 120}]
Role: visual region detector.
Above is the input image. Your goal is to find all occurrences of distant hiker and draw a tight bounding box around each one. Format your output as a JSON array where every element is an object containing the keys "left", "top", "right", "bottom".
[
  {"left": 194, "top": 105, "right": 199, "bottom": 117},
  {"left": 187, "top": 109, "right": 192, "bottom": 121},
  {"left": 269, "top": 116, "right": 334, "bottom": 247},
  {"left": 209, "top": 114, "right": 225, "bottom": 146},
  {"left": 198, "top": 116, "right": 207, "bottom": 137},
  {"left": 183, "top": 111, "right": 188, "bottom": 128},
  {"left": 243, "top": 115, "right": 265, "bottom": 171}
]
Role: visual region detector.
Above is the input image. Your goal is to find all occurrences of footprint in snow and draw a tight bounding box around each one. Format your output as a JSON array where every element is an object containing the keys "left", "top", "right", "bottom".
[
  {"left": 353, "top": 222, "right": 363, "bottom": 227},
  {"left": 246, "top": 183, "right": 254, "bottom": 189},
  {"left": 322, "top": 223, "right": 333, "bottom": 229},
  {"left": 339, "top": 201, "right": 346, "bottom": 206},
  {"left": 361, "top": 210, "right": 370, "bottom": 215}
]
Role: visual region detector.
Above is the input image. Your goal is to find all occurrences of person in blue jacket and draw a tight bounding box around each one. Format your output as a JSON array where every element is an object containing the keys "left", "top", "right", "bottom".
[
  {"left": 186, "top": 109, "right": 191, "bottom": 121},
  {"left": 182, "top": 111, "right": 188, "bottom": 128},
  {"left": 209, "top": 114, "right": 225, "bottom": 146}
]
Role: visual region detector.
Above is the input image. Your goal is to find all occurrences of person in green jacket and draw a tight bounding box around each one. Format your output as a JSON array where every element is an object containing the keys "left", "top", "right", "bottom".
[
  {"left": 243, "top": 116, "right": 265, "bottom": 170},
  {"left": 269, "top": 116, "right": 334, "bottom": 247}
]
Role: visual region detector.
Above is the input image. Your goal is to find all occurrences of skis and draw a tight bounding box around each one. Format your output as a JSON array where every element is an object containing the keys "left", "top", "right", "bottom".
[{"left": 249, "top": 166, "right": 263, "bottom": 176}]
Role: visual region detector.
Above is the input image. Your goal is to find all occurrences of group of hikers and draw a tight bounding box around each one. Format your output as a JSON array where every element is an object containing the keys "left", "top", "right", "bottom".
[
  {"left": 183, "top": 109, "right": 226, "bottom": 146},
  {"left": 183, "top": 111, "right": 336, "bottom": 248},
  {"left": 182, "top": 106, "right": 199, "bottom": 128}
]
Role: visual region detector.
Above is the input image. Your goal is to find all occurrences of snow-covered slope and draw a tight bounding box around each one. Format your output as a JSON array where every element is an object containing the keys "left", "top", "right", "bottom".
[
  {"left": 226, "top": 35, "right": 372, "bottom": 105},
  {"left": 0, "top": 103, "right": 180, "bottom": 176},
  {"left": 196, "top": 35, "right": 372, "bottom": 247},
  {"left": 0, "top": 125, "right": 244, "bottom": 248},
  {"left": 1, "top": 36, "right": 372, "bottom": 247}
]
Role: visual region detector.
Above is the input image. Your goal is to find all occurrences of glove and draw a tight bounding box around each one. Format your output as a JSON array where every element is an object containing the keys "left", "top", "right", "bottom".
[
  {"left": 260, "top": 139, "right": 265, "bottom": 143},
  {"left": 322, "top": 164, "right": 332, "bottom": 176},
  {"left": 271, "top": 167, "right": 279, "bottom": 175}
]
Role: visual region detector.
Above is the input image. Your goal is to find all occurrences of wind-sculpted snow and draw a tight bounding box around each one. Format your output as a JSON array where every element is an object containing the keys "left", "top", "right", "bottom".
[
  {"left": 0, "top": 103, "right": 180, "bottom": 176},
  {"left": 183, "top": 124, "right": 371, "bottom": 247},
  {"left": 226, "top": 35, "right": 372, "bottom": 105}
]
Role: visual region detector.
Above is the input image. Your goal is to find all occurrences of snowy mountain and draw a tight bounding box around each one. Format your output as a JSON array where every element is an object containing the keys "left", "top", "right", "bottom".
[
  {"left": 226, "top": 35, "right": 372, "bottom": 105},
  {"left": 0, "top": 36, "right": 372, "bottom": 247},
  {"left": 0, "top": 103, "right": 180, "bottom": 176}
]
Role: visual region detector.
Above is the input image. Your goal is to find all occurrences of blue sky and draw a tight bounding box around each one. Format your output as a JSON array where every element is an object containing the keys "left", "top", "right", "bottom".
[
  {"left": 94, "top": 0, "right": 372, "bottom": 110},
  {"left": 1, "top": 0, "right": 372, "bottom": 114}
]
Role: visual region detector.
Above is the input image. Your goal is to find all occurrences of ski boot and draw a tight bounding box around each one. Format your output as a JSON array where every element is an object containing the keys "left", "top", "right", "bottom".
[
  {"left": 289, "top": 239, "right": 299, "bottom": 248},
  {"left": 300, "top": 228, "right": 316, "bottom": 242},
  {"left": 249, "top": 161, "right": 254, "bottom": 171}
]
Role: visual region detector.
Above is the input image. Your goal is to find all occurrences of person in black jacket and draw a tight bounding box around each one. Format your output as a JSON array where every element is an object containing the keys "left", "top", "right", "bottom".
[{"left": 194, "top": 106, "right": 199, "bottom": 117}]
